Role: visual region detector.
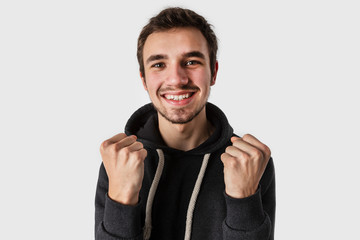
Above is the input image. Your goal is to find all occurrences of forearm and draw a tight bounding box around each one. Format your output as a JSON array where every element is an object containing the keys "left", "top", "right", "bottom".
[
  {"left": 222, "top": 158, "right": 276, "bottom": 240},
  {"left": 95, "top": 164, "right": 144, "bottom": 240},
  {"left": 222, "top": 188, "right": 273, "bottom": 240}
]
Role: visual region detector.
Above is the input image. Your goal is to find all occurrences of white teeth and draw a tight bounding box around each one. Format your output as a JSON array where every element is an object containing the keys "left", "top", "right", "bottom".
[{"left": 165, "top": 93, "right": 190, "bottom": 100}]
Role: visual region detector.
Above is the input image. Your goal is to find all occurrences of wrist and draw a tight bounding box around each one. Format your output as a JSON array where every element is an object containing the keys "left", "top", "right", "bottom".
[
  {"left": 224, "top": 188, "right": 265, "bottom": 231},
  {"left": 108, "top": 187, "right": 139, "bottom": 206},
  {"left": 104, "top": 194, "right": 142, "bottom": 237},
  {"left": 225, "top": 186, "right": 258, "bottom": 199}
]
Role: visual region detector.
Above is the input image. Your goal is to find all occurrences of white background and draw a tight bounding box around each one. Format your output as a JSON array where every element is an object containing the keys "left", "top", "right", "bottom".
[{"left": 1, "top": 0, "right": 359, "bottom": 239}]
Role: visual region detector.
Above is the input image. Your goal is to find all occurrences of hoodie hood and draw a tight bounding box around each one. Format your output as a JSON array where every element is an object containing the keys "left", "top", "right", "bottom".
[
  {"left": 124, "top": 102, "right": 233, "bottom": 154},
  {"left": 123, "top": 102, "right": 236, "bottom": 240},
  {"left": 96, "top": 103, "right": 275, "bottom": 240}
]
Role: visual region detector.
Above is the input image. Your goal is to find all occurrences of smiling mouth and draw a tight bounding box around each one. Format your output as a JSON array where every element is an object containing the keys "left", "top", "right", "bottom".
[{"left": 163, "top": 93, "right": 194, "bottom": 101}]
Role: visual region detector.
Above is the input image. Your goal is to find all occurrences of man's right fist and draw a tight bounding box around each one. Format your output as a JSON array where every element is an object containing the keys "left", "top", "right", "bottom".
[{"left": 100, "top": 133, "right": 147, "bottom": 205}]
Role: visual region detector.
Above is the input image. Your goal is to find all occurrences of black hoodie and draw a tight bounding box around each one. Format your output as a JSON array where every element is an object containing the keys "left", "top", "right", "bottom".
[{"left": 95, "top": 103, "right": 276, "bottom": 240}]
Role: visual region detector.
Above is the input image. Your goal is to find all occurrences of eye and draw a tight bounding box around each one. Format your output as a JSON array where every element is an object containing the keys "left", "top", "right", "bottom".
[
  {"left": 151, "top": 62, "right": 165, "bottom": 68},
  {"left": 185, "top": 60, "right": 200, "bottom": 66}
]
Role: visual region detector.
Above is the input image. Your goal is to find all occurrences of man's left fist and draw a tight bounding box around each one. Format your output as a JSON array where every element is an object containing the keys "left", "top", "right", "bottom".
[{"left": 221, "top": 134, "right": 271, "bottom": 199}]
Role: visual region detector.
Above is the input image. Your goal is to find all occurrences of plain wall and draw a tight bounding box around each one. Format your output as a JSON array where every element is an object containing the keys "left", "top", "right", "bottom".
[{"left": 1, "top": 0, "right": 359, "bottom": 239}]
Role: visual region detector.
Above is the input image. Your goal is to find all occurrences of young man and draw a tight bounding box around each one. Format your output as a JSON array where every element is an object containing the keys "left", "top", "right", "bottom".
[{"left": 95, "top": 7, "right": 275, "bottom": 240}]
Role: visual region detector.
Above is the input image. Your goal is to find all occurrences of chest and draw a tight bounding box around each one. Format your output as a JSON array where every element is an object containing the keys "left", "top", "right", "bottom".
[{"left": 141, "top": 152, "right": 227, "bottom": 239}]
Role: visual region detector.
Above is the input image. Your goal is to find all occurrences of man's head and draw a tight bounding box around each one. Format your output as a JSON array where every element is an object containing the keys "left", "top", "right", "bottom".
[
  {"left": 137, "top": 7, "right": 219, "bottom": 125},
  {"left": 137, "top": 7, "right": 218, "bottom": 80}
]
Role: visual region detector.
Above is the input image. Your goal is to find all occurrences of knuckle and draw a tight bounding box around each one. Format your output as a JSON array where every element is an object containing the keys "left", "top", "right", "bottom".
[
  {"left": 138, "top": 149, "right": 148, "bottom": 159},
  {"left": 133, "top": 151, "right": 142, "bottom": 159},
  {"left": 220, "top": 153, "right": 226, "bottom": 161},
  {"left": 140, "top": 148, "right": 148, "bottom": 158},
  {"left": 221, "top": 154, "right": 238, "bottom": 168},
  {"left": 114, "top": 142, "right": 122, "bottom": 151},
  {"left": 253, "top": 149, "right": 263, "bottom": 160},
  {"left": 242, "top": 134, "right": 251, "bottom": 141},
  {"left": 119, "top": 147, "right": 131, "bottom": 158},
  {"left": 227, "top": 157, "right": 238, "bottom": 168},
  {"left": 137, "top": 142, "right": 144, "bottom": 149},
  {"left": 109, "top": 143, "right": 118, "bottom": 153},
  {"left": 143, "top": 149, "right": 148, "bottom": 158},
  {"left": 236, "top": 151, "right": 251, "bottom": 165},
  {"left": 239, "top": 156, "right": 250, "bottom": 166},
  {"left": 100, "top": 140, "right": 109, "bottom": 152},
  {"left": 118, "top": 133, "right": 127, "bottom": 139},
  {"left": 264, "top": 144, "right": 271, "bottom": 157}
]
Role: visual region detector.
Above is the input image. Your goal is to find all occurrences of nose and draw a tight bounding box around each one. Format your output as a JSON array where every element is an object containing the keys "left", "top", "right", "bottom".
[{"left": 166, "top": 64, "right": 188, "bottom": 86}]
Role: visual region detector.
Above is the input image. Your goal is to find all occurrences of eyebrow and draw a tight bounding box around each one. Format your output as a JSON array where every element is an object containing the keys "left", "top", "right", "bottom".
[
  {"left": 183, "top": 51, "right": 206, "bottom": 59},
  {"left": 146, "top": 54, "right": 167, "bottom": 65}
]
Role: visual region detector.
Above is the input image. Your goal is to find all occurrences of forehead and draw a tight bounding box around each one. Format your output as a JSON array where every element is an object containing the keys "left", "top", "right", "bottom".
[{"left": 143, "top": 27, "right": 209, "bottom": 60}]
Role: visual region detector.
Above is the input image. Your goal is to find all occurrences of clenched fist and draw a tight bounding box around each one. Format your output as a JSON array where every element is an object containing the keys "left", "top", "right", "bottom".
[
  {"left": 100, "top": 133, "right": 147, "bottom": 205},
  {"left": 221, "top": 134, "right": 271, "bottom": 199}
]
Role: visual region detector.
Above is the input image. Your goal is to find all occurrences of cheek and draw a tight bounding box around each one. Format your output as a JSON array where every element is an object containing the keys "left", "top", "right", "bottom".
[
  {"left": 188, "top": 69, "right": 211, "bottom": 86},
  {"left": 144, "top": 73, "right": 162, "bottom": 94}
]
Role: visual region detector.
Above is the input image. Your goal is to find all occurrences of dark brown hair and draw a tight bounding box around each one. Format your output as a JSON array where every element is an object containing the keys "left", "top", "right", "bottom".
[{"left": 137, "top": 7, "right": 218, "bottom": 78}]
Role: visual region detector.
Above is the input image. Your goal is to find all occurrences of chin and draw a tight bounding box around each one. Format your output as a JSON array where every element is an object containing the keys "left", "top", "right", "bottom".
[{"left": 158, "top": 105, "right": 204, "bottom": 125}]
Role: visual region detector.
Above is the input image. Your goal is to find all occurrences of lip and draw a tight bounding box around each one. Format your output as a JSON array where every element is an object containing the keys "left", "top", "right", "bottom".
[{"left": 160, "top": 91, "right": 197, "bottom": 106}]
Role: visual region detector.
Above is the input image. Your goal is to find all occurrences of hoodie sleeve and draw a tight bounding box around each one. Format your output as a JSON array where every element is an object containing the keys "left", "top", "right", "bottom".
[
  {"left": 222, "top": 158, "right": 276, "bottom": 240},
  {"left": 95, "top": 163, "right": 144, "bottom": 240}
]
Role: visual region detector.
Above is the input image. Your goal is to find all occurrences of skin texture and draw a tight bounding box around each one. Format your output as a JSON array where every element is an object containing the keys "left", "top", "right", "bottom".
[
  {"left": 100, "top": 27, "right": 271, "bottom": 205},
  {"left": 141, "top": 27, "right": 215, "bottom": 124},
  {"left": 100, "top": 133, "right": 147, "bottom": 205},
  {"left": 141, "top": 27, "right": 218, "bottom": 151},
  {"left": 221, "top": 134, "right": 271, "bottom": 198}
]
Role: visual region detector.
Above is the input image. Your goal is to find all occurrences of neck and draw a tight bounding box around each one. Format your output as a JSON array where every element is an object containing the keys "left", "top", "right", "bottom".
[{"left": 158, "top": 108, "right": 214, "bottom": 151}]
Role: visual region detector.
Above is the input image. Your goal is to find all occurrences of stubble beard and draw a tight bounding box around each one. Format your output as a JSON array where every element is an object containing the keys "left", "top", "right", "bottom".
[
  {"left": 144, "top": 79, "right": 211, "bottom": 124},
  {"left": 153, "top": 88, "right": 210, "bottom": 125},
  {"left": 154, "top": 103, "right": 206, "bottom": 124}
]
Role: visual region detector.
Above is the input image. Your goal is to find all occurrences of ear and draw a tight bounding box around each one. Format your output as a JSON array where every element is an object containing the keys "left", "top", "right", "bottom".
[
  {"left": 210, "top": 61, "right": 219, "bottom": 86},
  {"left": 140, "top": 71, "right": 148, "bottom": 91}
]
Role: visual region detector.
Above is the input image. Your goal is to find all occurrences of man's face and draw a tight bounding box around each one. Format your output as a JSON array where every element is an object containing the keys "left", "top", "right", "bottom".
[{"left": 141, "top": 27, "right": 217, "bottom": 124}]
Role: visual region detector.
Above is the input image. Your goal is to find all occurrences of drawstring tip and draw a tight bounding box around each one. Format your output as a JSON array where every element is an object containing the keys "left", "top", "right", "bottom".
[{"left": 143, "top": 225, "right": 152, "bottom": 240}]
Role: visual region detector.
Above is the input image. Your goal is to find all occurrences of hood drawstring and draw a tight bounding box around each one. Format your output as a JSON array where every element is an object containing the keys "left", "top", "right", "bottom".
[
  {"left": 144, "top": 149, "right": 165, "bottom": 240},
  {"left": 184, "top": 153, "right": 210, "bottom": 240},
  {"left": 143, "top": 149, "right": 211, "bottom": 240}
]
